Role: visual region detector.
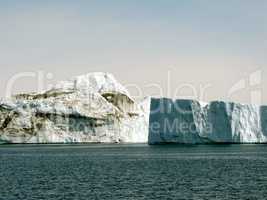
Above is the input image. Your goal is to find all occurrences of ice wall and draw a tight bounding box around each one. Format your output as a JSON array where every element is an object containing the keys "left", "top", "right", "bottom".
[
  {"left": 1, "top": 74, "right": 267, "bottom": 145},
  {"left": 148, "top": 98, "right": 267, "bottom": 144}
]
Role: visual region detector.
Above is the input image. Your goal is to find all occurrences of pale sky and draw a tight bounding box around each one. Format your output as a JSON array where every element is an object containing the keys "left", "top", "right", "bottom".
[{"left": 0, "top": 0, "right": 267, "bottom": 104}]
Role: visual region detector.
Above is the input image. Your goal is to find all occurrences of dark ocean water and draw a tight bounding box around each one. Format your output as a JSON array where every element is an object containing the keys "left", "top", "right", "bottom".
[{"left": 1, "top": 144, "right": 267, "bottom": 200}]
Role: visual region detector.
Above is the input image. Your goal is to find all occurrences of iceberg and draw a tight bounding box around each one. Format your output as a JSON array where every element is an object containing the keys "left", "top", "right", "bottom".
[
  {"left": 148, "top": 98, "right": 267, "bottom": 144},
  {"left": 0, "top": 73, "right": 150, "bottom": 144},
  {"left": 1, "top": 73, "right": 267, "bottom": 145}
]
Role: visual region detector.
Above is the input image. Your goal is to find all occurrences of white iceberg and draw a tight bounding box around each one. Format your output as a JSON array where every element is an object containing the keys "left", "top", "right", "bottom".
[
  {"left": 0, "top": 73, "right": 150, "bottom": 144},
  {"left": 1, "top": 73, "right": 267, "bottom": 145}
]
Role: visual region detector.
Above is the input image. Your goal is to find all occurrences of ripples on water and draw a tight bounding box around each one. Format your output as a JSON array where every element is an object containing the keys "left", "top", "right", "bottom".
[{"left": 1, "top": 144, "right": 267, "bottom": 200}]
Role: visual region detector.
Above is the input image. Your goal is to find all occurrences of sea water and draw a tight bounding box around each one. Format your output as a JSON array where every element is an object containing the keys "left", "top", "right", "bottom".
[{"left": 1, "top": 144, "right": 267, "bottom": 200}]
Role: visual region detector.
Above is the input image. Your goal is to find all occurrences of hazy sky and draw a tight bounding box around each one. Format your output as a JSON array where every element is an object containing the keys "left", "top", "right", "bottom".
[{"left": 0, "top": 0, "right": 267, "bottom": 104}]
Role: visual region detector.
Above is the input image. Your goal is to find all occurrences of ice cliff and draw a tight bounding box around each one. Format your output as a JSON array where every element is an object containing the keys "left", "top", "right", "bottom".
[
  {"left": 0, "top": 73, "right": 150, "bottom": 144},
  {"left": 149, "top": 98, "right": 267, "bottom": 144},
  {"left": 1, "top": 73, "right": 267, "bottom": 144}
]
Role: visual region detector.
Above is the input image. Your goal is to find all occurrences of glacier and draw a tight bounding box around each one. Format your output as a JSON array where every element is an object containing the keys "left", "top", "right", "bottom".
[{"left": 1, "top": 72, "right": 267, "bottom": 144}]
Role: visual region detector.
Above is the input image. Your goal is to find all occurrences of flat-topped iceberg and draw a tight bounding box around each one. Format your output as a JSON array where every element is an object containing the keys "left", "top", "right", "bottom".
[{"left": 149, "top": 98, "right": 267, "bottom": 144}]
